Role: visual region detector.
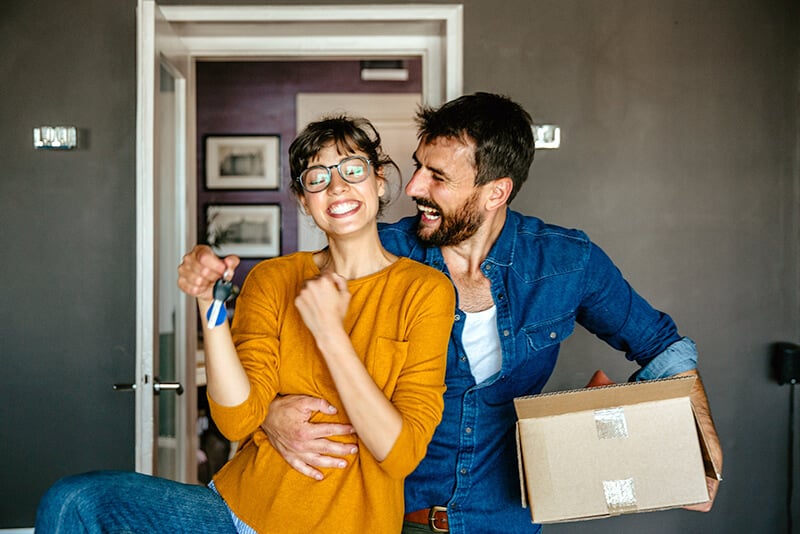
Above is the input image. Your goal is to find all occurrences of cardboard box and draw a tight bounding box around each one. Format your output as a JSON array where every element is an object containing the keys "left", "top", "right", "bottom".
[{"left": 513, "top": 375, "right": 717, "bottom": 524}]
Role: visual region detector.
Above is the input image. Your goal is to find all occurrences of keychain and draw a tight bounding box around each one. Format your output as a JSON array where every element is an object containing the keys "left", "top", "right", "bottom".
[{"left": 206, "top": 274, "right": 233, "bottom": 329}]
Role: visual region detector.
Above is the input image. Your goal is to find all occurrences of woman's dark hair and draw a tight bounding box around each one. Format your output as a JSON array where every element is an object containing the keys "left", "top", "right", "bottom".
[
  {"left": 289, "top": 115, "right": 399, "bottom": 215},
  {"left": 415, "top": 92, "right": 534, "bottom": 204}
]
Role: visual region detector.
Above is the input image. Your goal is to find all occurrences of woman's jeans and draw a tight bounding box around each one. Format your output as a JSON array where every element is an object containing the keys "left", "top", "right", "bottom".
[{"left": 35, "top": 470, "right": 238, "bottom": 533}]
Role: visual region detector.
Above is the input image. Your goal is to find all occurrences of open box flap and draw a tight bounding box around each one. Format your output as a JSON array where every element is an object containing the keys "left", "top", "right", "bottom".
[
  {"left": 692, "top": 404, "right": 724, "bottom": 481},
  {"left": 514, "top": 375, "right": 697, "bottom": 419},
  {"left": 515, "top": 423, "right": 529, "bottom": 509}
]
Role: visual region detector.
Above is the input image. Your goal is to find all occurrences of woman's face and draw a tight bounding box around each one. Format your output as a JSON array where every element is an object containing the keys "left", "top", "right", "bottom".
[{"left": 298, "top": 142, "right": 385, "bottom": 240}]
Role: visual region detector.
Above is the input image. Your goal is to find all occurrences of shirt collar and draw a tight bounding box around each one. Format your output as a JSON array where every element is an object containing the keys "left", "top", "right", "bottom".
[
  {"left": 423, "top": 243, "right": 447, "bottom": 272},
  {"left": 484, "top": 208, "right": 517, "bottom": 268}
]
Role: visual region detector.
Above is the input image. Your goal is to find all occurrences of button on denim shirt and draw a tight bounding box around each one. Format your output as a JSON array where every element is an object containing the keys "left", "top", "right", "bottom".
[{"left": 379, "top": 211, "right": 697, "bottom": 534}]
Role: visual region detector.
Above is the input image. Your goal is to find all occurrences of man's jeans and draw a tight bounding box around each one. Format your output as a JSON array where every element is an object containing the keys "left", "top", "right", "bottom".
[{"left": 35, "top": 470, "right": 237, "bottom": 533}]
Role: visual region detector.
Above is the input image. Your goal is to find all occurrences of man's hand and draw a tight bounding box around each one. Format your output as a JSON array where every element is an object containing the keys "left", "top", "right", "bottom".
[
  {"left": 584, "top": 369, "right": 615, "bottom": 388},
  {"left": 261, "top": 395, "right": 358, "bottom": 480},
  {"left": 683, "top": 476, "right": 719, "bottom": 512}
]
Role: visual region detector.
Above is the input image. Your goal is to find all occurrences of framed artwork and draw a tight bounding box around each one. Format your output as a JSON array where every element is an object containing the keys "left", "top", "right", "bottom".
[
  {"left": 205, "top": 135, "right": 280, "bottom": 189},
  {"left": 206, "top": 204, "right": 281, "bottom": 258}
]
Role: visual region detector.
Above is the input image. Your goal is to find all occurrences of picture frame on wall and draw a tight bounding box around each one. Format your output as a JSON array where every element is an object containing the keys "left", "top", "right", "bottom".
[
  {"left": 205, "top": 135, "right": 280, "bottom": 189},
  {"left": 206, "top": 204, "right": 281, "bottom": 258}
]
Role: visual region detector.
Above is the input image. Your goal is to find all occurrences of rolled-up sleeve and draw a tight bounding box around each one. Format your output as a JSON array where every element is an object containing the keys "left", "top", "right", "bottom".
[{"left": 629, "top": 336, "right": 698, "bottom": 381}]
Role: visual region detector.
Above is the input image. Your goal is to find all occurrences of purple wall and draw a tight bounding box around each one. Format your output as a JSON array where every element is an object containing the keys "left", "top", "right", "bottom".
[{"left": 196, "top": 59, "right": 422, "bottom": 287}]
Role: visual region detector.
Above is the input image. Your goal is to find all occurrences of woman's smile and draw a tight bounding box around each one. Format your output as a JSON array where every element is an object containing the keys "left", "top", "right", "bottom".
[{"left": 327, "top": 199, "right": 362, "bottom": 217}]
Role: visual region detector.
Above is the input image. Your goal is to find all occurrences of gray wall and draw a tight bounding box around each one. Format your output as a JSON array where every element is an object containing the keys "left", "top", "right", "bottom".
[
  {"left": 1, "top": 0, "right": 798, "bottom": 531},
  {"left": 0, "top": 0, "right": 138, "bottom": 527}
]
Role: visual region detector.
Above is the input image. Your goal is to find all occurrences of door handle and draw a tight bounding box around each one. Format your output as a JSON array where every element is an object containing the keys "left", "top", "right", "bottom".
[
  {"left": 154, "top": 379, "right": 184, "bottom": 396},
  {"left": 113, "top": 378, "right": 184, "bottom": 395}
]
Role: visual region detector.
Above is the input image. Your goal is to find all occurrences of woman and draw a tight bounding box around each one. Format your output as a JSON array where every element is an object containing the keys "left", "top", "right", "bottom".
[{"left": 35, "top": 116, "right": 455, "bottom": 533}]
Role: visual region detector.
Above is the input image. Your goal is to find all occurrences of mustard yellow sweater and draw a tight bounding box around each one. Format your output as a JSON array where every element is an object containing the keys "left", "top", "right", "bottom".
[{"left": 209, "top": 252, "right": 455, "bottom": 533}]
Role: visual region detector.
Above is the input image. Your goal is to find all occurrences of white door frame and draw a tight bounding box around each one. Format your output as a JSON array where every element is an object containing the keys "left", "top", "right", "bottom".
[
  {"left": 159, "top": 4, "right": 463, "bottom": 105},
  {"left": 136, "top": 0, "right": 194, "bottom": 478},
  {"left": 136, "top": 2, "right": 463, "bottom": 476}
]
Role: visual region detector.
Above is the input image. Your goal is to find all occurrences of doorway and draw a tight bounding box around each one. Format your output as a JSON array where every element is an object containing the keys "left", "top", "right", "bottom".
[{"left": 137, "top": 1, "right": 463, "bottom": 481}]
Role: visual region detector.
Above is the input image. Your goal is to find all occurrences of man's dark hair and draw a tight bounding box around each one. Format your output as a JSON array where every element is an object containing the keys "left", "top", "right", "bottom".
[
  {"left": 289, "top": 115, "right": 398, "bottom": 214},
  {"left": 415, "top": 92, "right": 534, "bottom": 203}
]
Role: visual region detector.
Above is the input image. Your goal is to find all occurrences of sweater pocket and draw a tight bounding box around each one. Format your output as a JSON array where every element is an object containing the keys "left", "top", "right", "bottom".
[{"left": 367, "top": 337, "right": 409, "bottom": 396}]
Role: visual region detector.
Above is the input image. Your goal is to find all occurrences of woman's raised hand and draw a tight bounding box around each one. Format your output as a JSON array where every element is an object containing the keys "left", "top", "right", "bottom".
[
  {"left": 295, "top": 272, "right": 351, "bottom": 336},
  {"left": 177, "top": 244, "right": 239, "bottom": 302}
]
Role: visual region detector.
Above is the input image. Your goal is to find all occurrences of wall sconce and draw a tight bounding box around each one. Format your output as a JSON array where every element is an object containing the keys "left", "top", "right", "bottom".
[
  {"left": 533, "top": 124, "right": 560, "bottom": 150},
  {"left": 33, "top": 126, "right": 77, "bottom": 150}
]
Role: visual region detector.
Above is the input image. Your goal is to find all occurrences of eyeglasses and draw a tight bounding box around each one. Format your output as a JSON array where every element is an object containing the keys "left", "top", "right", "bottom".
[{"left": 297, "top": 155, "right": 372, "bottom": 193}]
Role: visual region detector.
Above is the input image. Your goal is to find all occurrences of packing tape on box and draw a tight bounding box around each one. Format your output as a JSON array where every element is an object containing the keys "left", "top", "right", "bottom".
[
  {"left": 602, "top": 478, "right": 638, "bottom": 514},
  {"left": 594, "top": 407, "right": 629, "bottom": 439}
]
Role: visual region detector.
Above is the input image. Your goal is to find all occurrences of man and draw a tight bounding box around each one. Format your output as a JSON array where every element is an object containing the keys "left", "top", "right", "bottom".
[{"left": 262, "top": 92, "right": 723, "bottom": 533}]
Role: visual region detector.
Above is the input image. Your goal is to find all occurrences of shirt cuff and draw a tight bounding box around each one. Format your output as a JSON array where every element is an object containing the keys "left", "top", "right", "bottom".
[{"left": 630, "top": 337, "right": 698, "bottom": 381}]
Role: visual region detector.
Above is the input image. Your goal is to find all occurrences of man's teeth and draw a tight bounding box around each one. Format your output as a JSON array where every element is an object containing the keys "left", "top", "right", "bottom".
[
  {"left": 329, "top": 202, "right": 358, "bottom": 214},
  {"left": 419, "top": 205, "right": 440, "bottom": 219}
]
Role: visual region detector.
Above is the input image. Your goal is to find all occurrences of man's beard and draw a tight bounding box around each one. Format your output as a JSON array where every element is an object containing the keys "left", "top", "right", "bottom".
[{"left": 414, "top": 190, "right": 484, "bottom": 247}]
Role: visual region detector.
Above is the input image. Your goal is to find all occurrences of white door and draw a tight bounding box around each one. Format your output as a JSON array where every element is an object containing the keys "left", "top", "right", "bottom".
[{"left": 135, "top": 0, "right": 196, "bottom": 481}]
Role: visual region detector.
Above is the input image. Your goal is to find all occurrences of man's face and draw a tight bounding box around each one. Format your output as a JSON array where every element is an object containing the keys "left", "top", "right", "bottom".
[{"left": 405, "top": 137, "right": 485, "bottom": 247}]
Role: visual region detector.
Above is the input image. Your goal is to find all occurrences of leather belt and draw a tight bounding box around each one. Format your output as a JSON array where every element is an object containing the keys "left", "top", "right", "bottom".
[{"left": 404, "top": 506, "right": 449, "bottom": 532}]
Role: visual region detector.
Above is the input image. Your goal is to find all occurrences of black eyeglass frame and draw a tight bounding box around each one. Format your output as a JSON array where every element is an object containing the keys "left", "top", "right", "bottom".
[{"left": 296, "top": 155, "right": 373, "bottom": 193}]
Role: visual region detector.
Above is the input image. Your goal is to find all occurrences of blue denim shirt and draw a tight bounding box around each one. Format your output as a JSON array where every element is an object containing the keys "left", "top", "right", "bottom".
[{"left": 379, "top": 210, "right": 697, "bottom": 534}]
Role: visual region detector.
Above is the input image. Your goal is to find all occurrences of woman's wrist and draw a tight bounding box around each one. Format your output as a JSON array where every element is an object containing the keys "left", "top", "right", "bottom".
[
  {"left": 315, "top": 329, "right": 352, "bottom": 358},
  {"left": 196, "top": 296, "right": 214, "bottom": 314}
]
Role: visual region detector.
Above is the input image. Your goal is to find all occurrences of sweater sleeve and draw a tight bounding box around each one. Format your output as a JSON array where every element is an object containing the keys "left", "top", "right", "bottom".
[
  {"left": 208, "top": 262, "right": 285, "bottom": 441},
  {"left": 378, "top": 267, "right": 455, "bottom": 479}
]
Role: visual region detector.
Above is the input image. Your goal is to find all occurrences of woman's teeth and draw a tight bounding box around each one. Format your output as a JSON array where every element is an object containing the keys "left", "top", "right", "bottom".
[{"left": 329, "top": 201, "right": 359, "bottom": 215}]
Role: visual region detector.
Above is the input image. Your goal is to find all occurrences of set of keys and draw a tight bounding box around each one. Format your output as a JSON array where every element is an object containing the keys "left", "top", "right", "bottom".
[{"left": 206, "top": 276, "right": 234, "bottom": 329}]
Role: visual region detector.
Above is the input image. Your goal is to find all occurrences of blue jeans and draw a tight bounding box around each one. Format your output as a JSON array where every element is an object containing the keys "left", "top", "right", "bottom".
[{"left": 35, "top": 471, "right": 238, "bottom": 533}]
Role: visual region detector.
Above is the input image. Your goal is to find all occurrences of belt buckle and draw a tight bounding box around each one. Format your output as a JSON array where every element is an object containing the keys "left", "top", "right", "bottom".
[{"left": 428, "top": 505, "right": 448, "bottom": 533}]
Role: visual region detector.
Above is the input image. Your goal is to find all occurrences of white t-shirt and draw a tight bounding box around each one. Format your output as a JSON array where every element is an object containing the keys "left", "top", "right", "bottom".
[{"left": 462, "top": 305, "right": 502, "bottom": 384}]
